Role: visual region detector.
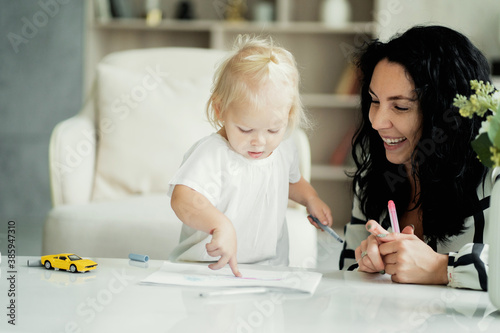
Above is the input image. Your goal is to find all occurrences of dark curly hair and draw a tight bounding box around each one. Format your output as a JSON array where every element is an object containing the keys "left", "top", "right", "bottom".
[{"left": 352, "top": 25, "right": 490, "bottom": 244}]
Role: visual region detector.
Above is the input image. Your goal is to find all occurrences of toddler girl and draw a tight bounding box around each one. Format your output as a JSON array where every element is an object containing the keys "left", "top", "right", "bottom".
[{"left": 168, "top": 35, "right": 332, "bottom": 276}]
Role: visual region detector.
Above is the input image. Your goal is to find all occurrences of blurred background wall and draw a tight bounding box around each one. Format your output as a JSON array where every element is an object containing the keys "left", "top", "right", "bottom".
[
  {"left": 376, "top": 0, "right": 500, "bottom": 60},
  {"left": 0, "top": 0, "right": 84, "bottom": 255}
]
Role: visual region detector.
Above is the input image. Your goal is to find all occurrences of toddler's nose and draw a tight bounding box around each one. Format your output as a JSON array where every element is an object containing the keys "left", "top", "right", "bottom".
[{"left": 251, "top": 132, "right": 265, "bottom": 146}]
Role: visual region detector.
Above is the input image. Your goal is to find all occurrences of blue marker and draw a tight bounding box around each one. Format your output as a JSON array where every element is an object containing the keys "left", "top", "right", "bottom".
[
  {"left": 129, "top": 253, "right": 149, "bottom": 262},
  {"left": 308, "top": 215, "right": 344, "bottom": 243}
]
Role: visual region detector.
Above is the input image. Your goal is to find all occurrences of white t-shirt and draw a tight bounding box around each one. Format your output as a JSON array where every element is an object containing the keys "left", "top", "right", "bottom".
[{"left": 168, "top": 133, "right": 301, "bottom": 265}]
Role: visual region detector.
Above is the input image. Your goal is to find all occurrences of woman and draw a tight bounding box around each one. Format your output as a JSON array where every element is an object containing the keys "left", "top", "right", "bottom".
[{"left": 339, "top": 25, "right": 492, "bottom": 290}]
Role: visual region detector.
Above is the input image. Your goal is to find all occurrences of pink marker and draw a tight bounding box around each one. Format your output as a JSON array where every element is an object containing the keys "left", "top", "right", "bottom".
[{"left": 388, "top": 200, "right": 400, "bottom": 233}]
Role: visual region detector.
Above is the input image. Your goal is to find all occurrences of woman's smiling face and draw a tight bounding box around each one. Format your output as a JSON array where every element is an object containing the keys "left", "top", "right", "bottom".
[{"left": 368, "top": 58, "right": 423, "bottom": 170}]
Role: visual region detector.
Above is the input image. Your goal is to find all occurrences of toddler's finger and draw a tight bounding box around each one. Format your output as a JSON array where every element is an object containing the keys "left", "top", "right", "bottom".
[
  {"left": 228, "top": 257, "right": 242, "bottom": 277},
  {"left": 322, "top": 209, "right": 333, "bottom": 227},
  {"left": 206, "top": 248, "right": 221, "bottom": 258},
  {"left": 316, "top": 210, "right": 331, "bottom": 227},
  {"left": 205, "top": 240, "right": 216, "bottom": 252},
  {"left": 208, "top": 256, "right": 227, "bottom": 271},
  {"left": 308, "top": 215, "right": 326, "bottom": 229}
]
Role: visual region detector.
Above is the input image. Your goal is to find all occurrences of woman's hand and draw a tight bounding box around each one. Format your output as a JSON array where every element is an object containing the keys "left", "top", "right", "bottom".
[
  {"left": 378, "top": 231, "right": 448, "bottom": 285},
  {"left": 355, "top": 220, "right": 388, "bottom": 273},
  {"left": 358, "top": 220, "right": 448, "bottom": 285},
  {"left": 206, "top": 223, "right": 242, "bottom": 277}
]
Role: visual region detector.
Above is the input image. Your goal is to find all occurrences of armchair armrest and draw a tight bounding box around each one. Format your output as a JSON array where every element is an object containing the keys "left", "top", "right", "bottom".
[
  {"left": 49, "top": 108, "right": 96, "bottom": 207},
  {"left": 288, "top": 128, "right": 312, "bottom": 212},
  {"left": 292, "top": 128, "right": 311, "bottom": 182},
  {"left": 287, "top": 128, "right": 316, "bottom": 268}
]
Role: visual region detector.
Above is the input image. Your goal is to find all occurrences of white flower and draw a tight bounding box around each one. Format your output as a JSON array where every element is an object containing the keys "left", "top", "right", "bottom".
[{"left": 478, "top": 119, "right": 490, "bottom": 134}]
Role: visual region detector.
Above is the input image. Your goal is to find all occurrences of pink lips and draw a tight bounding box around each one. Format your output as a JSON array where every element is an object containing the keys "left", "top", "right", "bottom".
[{"left": 248, "top": 151, "right": 263, "bottom": 159}]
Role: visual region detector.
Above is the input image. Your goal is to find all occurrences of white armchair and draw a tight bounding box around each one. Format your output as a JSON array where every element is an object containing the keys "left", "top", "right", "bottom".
[{"left": 42, "top": 47, "right": 316, "bottom": 268}]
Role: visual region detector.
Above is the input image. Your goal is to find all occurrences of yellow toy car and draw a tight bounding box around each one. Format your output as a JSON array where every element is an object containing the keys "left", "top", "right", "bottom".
[{"left": 41, "top": 253, "right": 98, "bottom": 273}]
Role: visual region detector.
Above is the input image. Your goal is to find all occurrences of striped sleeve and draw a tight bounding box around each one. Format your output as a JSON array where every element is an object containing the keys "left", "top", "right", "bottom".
[
  {"left": 445, "top": 183, "right": 491, "bottom": 291},
  {"left": 339, "top": 195, "right": 370, "bottom": 270},
  {"left": 447, "top": 243, "right": 489, "bottom": 290}
]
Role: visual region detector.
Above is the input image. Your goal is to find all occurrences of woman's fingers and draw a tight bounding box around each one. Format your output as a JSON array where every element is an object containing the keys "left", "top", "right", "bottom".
[
  {"left": 365, "top": 220, "right": 389, "bottom": 238},
  {"left": 366, "top": 220, "right": 417, "bottom": 244},
  {"left": 401, "top": 224, "right": 415, "bottom": 235},
  {"left": 356, "top": 220, "right": 412, "bottom": 274},
  {"left": 365, "top": 236, "right": 385, "bottom": 271},
  {"left": 356, "top": 236, "right": 385, "bottom": 272}
]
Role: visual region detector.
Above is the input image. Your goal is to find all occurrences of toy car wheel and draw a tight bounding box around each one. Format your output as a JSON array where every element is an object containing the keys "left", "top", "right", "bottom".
[
  {"left": 70, "top": 264, "right": 77, "bottom": 273},
  {"left": 44, "top": 261, "right": 52, "bottom": 269}
]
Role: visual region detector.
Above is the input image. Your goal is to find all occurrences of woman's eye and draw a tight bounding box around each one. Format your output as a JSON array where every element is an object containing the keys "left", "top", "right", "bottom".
[
  {"left": 395, "top": 106, "right": 409, "bottom": 111},
  {"left": 370, "top": 100, "right": 380, "bottom": 105}
]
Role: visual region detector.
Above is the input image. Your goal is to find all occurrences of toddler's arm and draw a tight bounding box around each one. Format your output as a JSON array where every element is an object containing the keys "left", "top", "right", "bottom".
[
  {"left": 289, "top": 176, "right": 333, "bottom": 228},
  {"left": 170, "top": 185, "right": 241, "bottom": 277}
]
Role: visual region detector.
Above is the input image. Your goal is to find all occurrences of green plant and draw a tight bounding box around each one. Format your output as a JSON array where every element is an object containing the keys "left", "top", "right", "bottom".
[{"left": 454, "top": 80, "right": 500, "bottom": 168}]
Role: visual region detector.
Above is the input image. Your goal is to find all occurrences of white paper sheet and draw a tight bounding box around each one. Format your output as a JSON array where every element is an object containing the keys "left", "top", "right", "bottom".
[{"left": 140, "top": 262, "right": 322, "bottom": 294}]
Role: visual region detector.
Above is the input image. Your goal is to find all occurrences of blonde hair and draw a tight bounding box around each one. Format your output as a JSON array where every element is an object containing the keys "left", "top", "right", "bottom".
[{"left": 206, "top": 35, "right": 308, "bottom": 131}]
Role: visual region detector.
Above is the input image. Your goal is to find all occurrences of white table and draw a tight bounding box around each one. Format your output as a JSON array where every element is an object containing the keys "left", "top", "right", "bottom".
[{"left": 1, "top": 256, "right": 500, "bottom": 332}]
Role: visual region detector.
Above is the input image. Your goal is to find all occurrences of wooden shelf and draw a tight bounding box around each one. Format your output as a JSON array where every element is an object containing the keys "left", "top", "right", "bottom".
[
  {"left": 94, "top": 18, "right": 376, "bottom": 35},
  {"left": 94, "top": 18, "right": 215, "bottom": 31},
  {"left": 311, "top": 164, "right": 355, "bottom": 181},
  {"left": 212, "top": 21, "right": 376, "bottom": 34}
]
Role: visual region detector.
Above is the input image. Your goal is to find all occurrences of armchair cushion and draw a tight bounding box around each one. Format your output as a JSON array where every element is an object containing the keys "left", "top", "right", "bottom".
[
  {"left": 92, "top": 62, "right": 214, "bottom": 201},
  {"left": 43, "top": 194, "right": 181, "bottom": 259}
]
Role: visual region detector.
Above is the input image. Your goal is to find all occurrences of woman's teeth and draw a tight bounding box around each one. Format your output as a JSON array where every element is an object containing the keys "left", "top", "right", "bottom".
[{"left": 383, "top": 137, "right": 406, "bottom": 145}]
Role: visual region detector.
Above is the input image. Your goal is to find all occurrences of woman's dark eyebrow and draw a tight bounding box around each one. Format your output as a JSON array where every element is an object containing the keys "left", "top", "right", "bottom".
[{"left": 368, "top": 87, "right": 417, "bottom": 102}]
